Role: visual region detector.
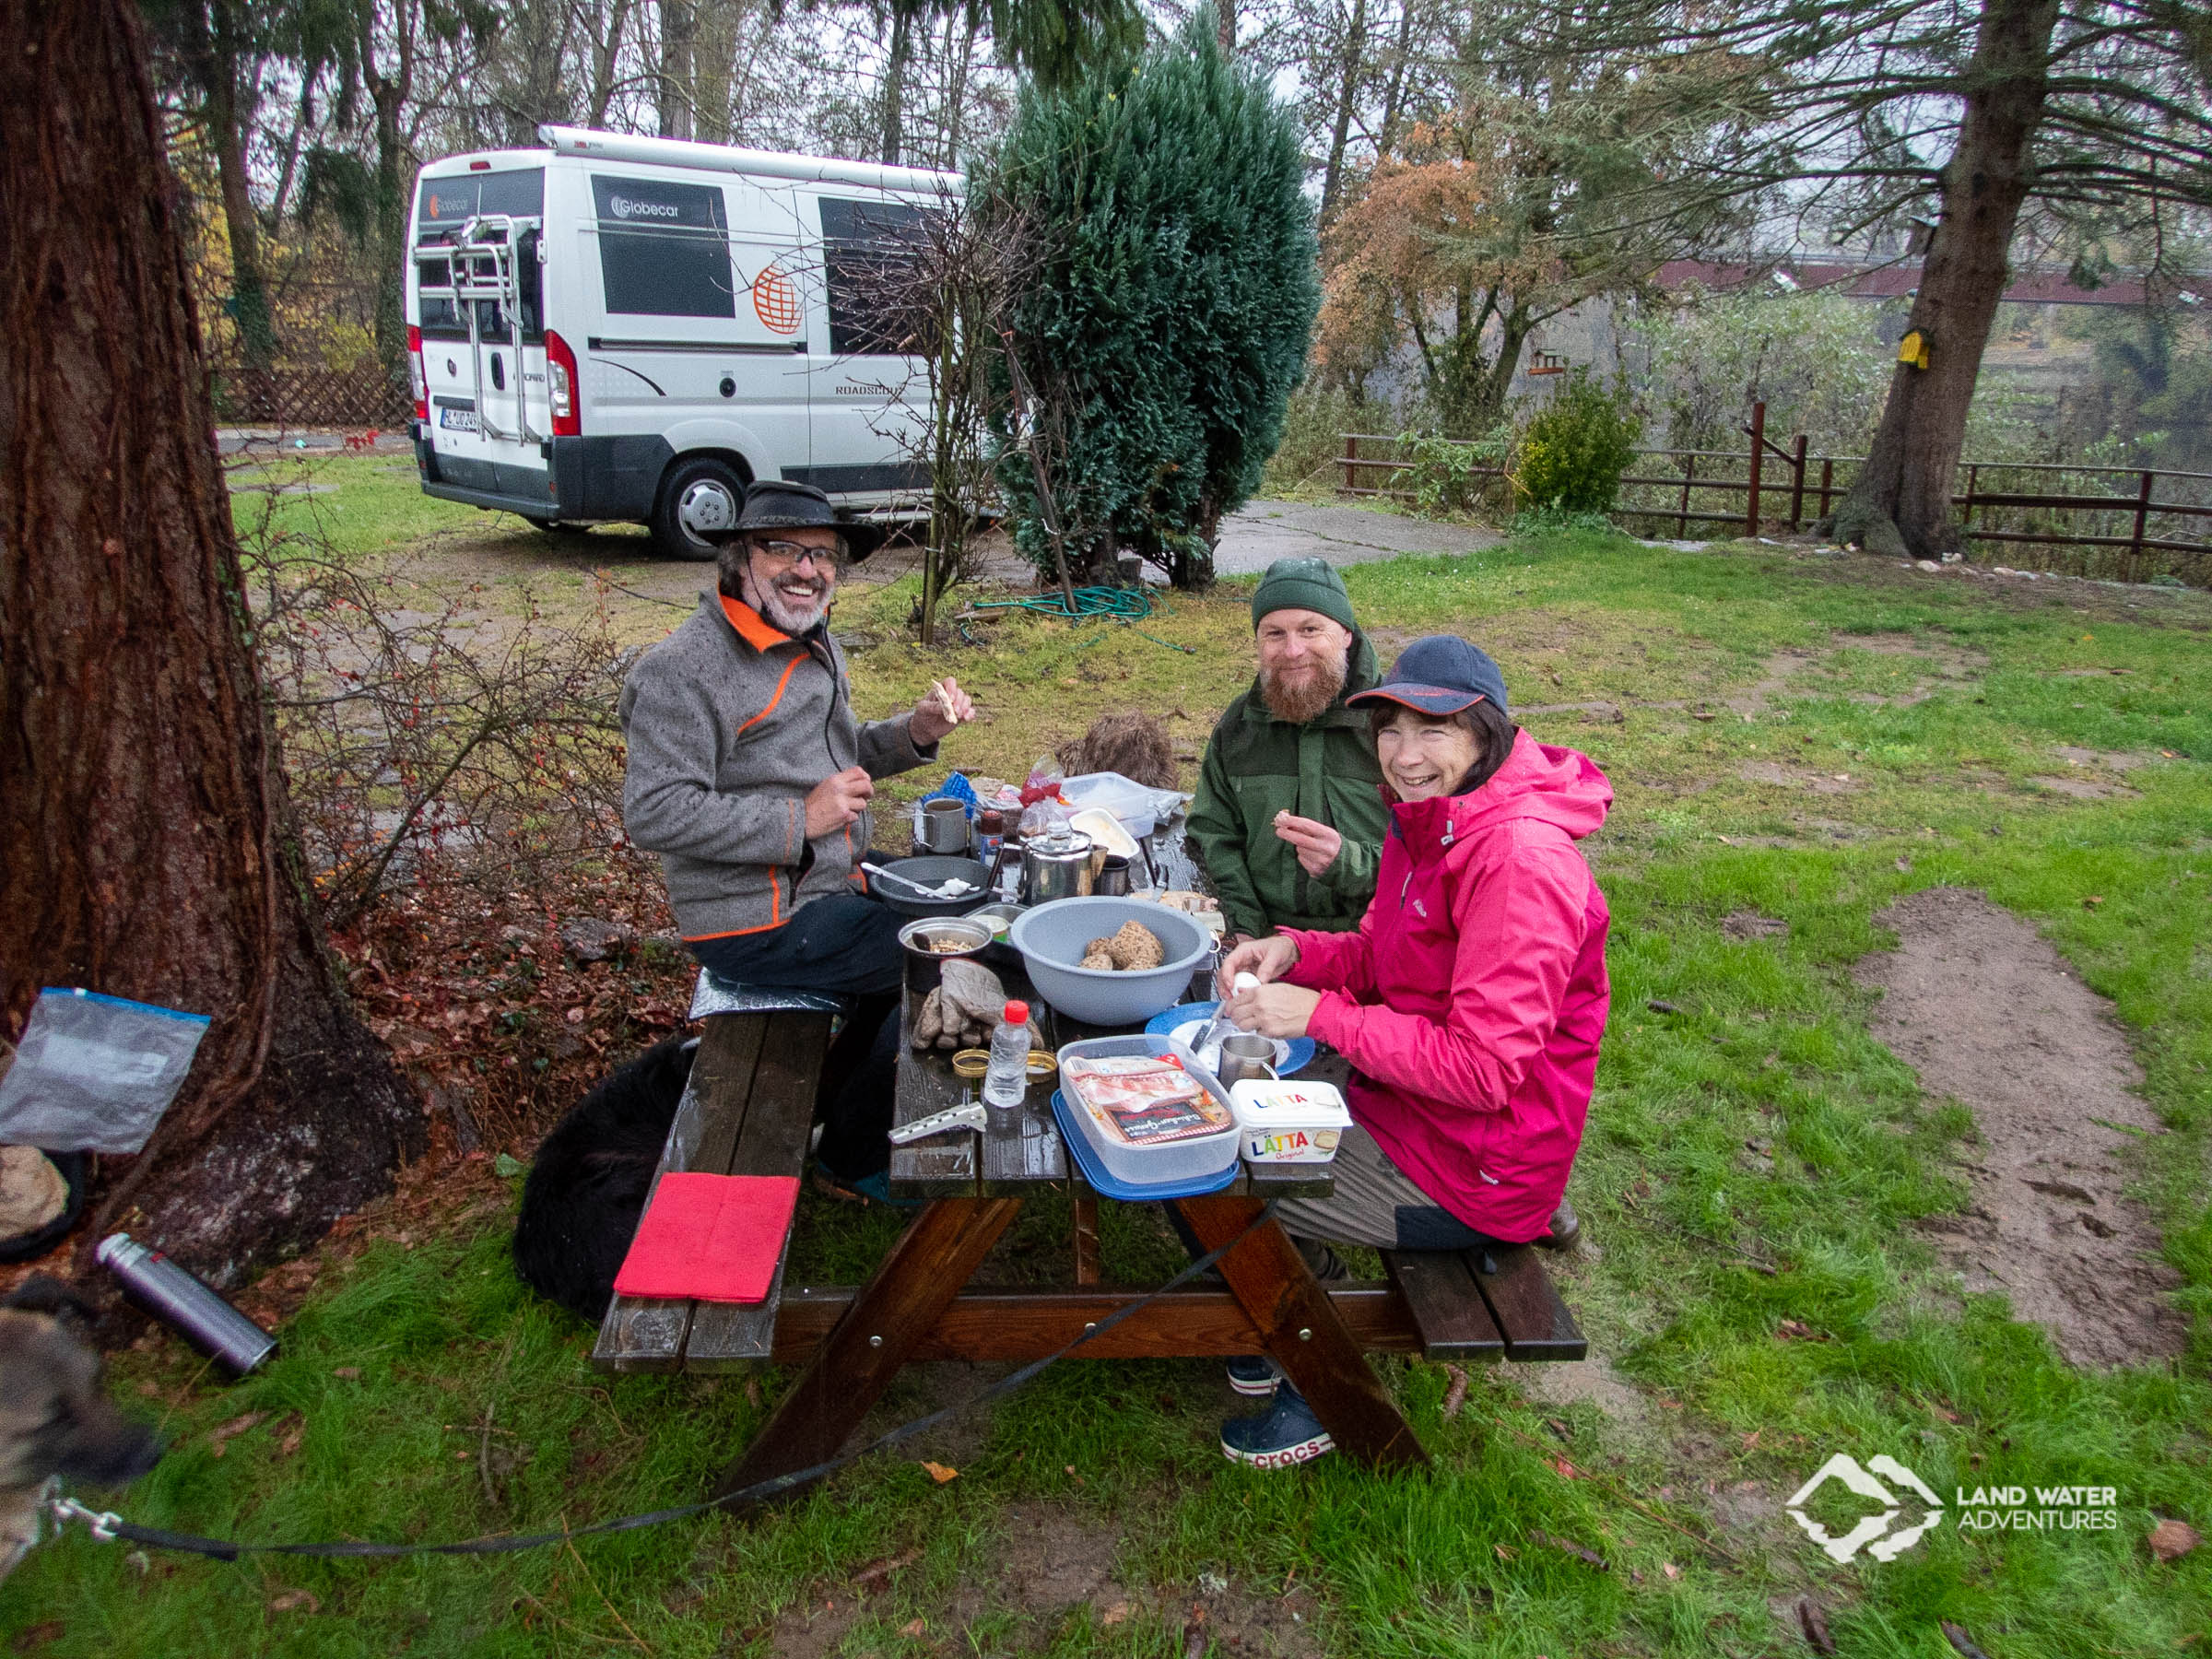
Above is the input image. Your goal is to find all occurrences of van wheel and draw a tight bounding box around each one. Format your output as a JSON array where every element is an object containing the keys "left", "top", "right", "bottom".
[{"left": 652, "top": 457, "right": 748, "bottom": 562}]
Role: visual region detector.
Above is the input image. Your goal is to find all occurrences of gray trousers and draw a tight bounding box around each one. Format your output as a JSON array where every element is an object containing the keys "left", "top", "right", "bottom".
[{"left": 1262, "top": 1127, "right": 1496, "bottom": 1277}]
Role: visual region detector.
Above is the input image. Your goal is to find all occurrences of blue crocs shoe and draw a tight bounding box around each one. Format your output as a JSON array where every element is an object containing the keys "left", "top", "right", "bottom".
[
  {"left": 1220, "top": 1383, "right": 1335, "bottom": 1469},
  {"left": 1226, "top": 1354, "right": 1282, "bottom": 1397}
]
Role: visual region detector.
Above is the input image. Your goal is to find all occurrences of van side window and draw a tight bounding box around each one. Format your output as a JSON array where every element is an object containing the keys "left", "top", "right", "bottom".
[
  {"left": 593, "top": 176, "right": 735, "bottom": 318},
  {"left": 820, "top": 196, "right": 928, "bottom": 356}
]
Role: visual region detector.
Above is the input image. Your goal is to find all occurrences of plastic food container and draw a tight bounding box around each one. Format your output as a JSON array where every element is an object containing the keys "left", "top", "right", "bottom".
[
  {"left": 1228, "top": 1079, "right": 1353, "bottom": 1164},
  {"left": 1060, "top": 771, "right": 1183, "bottom": 841},
  {"left": 1009, "top": 897, "right": 1212, "bottom": 1025},
  {"left": 1056, "top": 1034, "right": 1240, "bottom": 1187}
]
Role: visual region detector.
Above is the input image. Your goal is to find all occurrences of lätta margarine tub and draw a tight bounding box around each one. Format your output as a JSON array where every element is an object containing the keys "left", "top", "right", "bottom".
[{"left": 1227, "top": 1079, "right": 1353, "bottom": 1164}]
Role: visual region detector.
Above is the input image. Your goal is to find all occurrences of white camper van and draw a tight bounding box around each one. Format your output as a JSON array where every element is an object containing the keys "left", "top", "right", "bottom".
[{"left": 406, "top": 125, "right": 953, "bottom": 560}]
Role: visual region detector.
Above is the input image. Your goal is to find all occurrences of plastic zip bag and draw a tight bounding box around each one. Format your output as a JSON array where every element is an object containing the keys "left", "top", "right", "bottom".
[{"left": 0, "top": 988, "right": 211, "bottom": 1154}]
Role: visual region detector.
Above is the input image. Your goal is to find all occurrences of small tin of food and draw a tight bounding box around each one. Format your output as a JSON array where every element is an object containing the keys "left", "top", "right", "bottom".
[{"left": 899, "top": 914, "right": 994, "bottom": 995}]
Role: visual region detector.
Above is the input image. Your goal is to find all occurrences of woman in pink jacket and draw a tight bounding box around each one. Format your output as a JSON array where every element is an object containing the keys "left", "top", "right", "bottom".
[{"left": 1213, "top": 634, "right": 1612, "bottom": 1468}]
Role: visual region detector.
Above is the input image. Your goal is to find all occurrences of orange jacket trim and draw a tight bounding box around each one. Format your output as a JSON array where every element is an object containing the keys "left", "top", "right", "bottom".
[
  {"left": 720, "top": 594, "right": 792, "bottom": 653},
  {"left": 733, "top": 654, "right": 804, "bottom": 741}
]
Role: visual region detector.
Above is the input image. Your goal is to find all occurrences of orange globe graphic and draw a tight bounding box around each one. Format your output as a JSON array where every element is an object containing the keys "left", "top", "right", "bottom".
[{"left": 753, "top": 264, "right": 801, "bottom": 335}]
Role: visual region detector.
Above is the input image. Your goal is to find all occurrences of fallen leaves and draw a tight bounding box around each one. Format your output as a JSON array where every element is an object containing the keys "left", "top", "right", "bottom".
[
  {"left": 1796, "top": 1597, "right": 1837, "bottom": 1655},
  {"left": 265, "top": 1590, "right": 320, "bottom": 1616},
  {"left": 1528, "top": 1530, "right": 1607, "bottom": 1570},
  {"left": 1546, "top": 1454, "right": 1582, "bottom": 1480},
  {"left": 2148, "top": 1517, "right": 2202, "bottom": 1562},
  {"left": 1100, "top": 1602, "right": 1130, "bottom": 1628},
  {"left": 207, "top": 1411, "right": 268, "bottom": 1458},
  {"left": 919, "top": 1460, "right": 959, "bottom": 1484},
  {"left": 852, "top": 1548, "right": 923, "bottom": 1589},
  {"left": 1941, "top": 1621, "right": 1992, "bottom": 1659},
  {"left": 898, "top": 1618, "right": 926, "bottom": 1639},
  {"left": 1775, "top": 1319, "right": 1828, "bottom": 1342},
  {"left": 1440, "top": 1363, "right": 1468, "bottom": 1421}
]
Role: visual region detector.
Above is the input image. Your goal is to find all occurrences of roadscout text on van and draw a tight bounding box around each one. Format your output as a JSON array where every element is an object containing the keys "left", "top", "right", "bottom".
[{"left": 406, "top": 126, "right": 953, "bottom": 560}]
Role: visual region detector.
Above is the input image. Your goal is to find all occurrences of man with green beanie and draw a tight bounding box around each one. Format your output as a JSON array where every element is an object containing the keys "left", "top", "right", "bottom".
[{"left": 1188, "top": 558, "right": 1389, "bottom": 946}]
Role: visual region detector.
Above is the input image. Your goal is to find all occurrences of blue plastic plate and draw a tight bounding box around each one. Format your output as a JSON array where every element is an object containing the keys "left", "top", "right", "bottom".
[
  {"left": 1050, "top": 1090, "right": 1241, "bottom": 1201},
  {"left": 1143, "top": 1002, "right": 1317, "bottom": 1077}
]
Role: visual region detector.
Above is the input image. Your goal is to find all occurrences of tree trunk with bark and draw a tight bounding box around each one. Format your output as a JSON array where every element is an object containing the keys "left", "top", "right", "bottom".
[
  {"left": 1834, "top": 0, "right": 2058, "bottom": 560},
  {"left": 1318, "top": 0, "right": 1368, "bottom": 226},
  {"left": 879, "top": 5, "right": 913, "bottom": 166},
  {"left": 0, "top": 0, "right": 422, "bottom": 1286},
  {"left": 182, "top": 0, "right": 276, "bottom": 373},
  {"left": 659, "top": 0, "right": 696, "bottom": 139}
]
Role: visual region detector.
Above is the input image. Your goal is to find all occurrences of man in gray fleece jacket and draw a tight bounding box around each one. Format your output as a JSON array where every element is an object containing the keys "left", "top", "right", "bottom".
[{"left": 619, "top": 481, "right": 973, "bottom": 1197}]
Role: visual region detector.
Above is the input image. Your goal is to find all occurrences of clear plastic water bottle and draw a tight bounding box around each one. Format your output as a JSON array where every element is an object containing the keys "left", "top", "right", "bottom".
[{"left": 982, "top": 1000, "right": 1032, "bottom": 1111}]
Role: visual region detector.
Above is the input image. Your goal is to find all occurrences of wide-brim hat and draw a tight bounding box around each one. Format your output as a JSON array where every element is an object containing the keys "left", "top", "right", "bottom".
[
  {"left": 1346, "top": 634, "right": 1510, "bottom": 720},
  {"left": 712, "top": 479, "right": 889, "bottom": 559}
]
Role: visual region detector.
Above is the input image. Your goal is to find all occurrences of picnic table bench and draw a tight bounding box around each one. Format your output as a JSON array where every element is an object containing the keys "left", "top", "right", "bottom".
[{"left": 593, "top": 827, "right": 1584, "bottom": 1500}]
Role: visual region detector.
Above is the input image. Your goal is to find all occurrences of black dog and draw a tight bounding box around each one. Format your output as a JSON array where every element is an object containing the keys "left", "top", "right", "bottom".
[{"left": 512, "top": 1036, "right": 698, "bottom": 1323}]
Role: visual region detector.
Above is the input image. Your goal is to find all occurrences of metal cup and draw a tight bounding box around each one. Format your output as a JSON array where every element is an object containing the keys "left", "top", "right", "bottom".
[
  {"left": 1094, "top": 854, "right": 1132, "bottom": 896},
  {"left": 916, "top": 796, "right": 971, "bottom": 855},
  {"left": 1217, "top": 1032, "right": 1278, "bottom": 1087}
]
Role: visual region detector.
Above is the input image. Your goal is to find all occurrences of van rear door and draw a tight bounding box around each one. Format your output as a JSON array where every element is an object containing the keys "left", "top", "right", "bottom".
[{"left": 413, "top": 169, "right": 553, "bottom": 512}]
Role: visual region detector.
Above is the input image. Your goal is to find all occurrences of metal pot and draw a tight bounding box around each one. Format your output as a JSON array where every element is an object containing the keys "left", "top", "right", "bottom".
[{"left": 1019, "top": 830, "right": 1095, "bottom": 905}]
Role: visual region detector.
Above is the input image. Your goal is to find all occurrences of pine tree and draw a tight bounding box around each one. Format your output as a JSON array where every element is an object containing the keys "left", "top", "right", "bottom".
[{"left": 984, "top": 21, "right": 1320, "bottom": 589}]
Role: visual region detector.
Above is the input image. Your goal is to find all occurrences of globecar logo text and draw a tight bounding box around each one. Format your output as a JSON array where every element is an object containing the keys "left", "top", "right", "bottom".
[{"left": 611, "top": 196, "right": 680, "bottom": 219}]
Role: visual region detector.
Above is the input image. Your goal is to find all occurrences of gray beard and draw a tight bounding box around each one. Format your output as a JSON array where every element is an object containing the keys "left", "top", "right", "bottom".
[
  {"left": 1259, "top": 652, "right": 1348, "bottom": 724},
  {"left": 758, "top": 585, "right": 830, "bottom": 634}
]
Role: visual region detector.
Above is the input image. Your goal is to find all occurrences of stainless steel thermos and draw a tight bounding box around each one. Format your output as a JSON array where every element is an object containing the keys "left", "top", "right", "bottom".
[{"left": 97, "top": 1232, "right": 278, "bottom": 1377}]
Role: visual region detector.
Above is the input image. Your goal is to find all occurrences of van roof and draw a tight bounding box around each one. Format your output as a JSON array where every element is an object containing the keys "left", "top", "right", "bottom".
[{"left": 455, "top": 126, "right": 960, "bottom": 194}]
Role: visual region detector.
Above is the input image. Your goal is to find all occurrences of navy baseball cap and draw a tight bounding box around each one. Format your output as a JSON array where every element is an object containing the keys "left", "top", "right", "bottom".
[{"left": 1347, "top": 635, "right": 1510, "bottom": 720}]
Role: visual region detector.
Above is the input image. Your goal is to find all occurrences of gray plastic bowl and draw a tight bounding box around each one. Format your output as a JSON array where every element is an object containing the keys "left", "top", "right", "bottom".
[{"left": 1008, "top": 897, "right": 1211, "bottom": 1027}]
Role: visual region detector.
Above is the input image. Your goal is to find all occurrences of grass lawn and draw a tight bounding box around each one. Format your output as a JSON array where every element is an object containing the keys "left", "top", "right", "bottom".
[{"left": 6, "top": 511, "right": 2208, "bottom": 1657}]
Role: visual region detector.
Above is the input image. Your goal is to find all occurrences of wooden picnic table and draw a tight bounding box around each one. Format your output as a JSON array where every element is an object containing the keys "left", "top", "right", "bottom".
[{"left": 594, "top": 819, "right": 1586, "bottom": 1506}]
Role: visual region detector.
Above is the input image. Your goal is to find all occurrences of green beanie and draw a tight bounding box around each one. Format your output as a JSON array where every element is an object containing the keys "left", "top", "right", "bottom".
[{"left": 1250, "top": 557, "right": 1357, "bottom": 634}]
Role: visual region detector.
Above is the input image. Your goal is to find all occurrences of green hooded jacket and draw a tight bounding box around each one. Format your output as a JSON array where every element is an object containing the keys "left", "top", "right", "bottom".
[{"left": 1187, "top": 629, "right": 1388, "bottom": 938}]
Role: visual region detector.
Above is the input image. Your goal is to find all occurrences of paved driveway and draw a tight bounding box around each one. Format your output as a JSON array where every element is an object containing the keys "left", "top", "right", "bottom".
[{"left": 1212, "top": 500, "right": 1500, "bottom": 574}]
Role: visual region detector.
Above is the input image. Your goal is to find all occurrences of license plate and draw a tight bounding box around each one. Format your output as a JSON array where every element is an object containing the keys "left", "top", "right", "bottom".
[{"left": 438, "top": 406, "right": 478, "bottom": 433}]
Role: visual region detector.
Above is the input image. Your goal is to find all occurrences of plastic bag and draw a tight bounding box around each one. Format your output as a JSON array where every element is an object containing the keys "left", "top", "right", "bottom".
[
  {"left": 0, "top": 988, "right": 211, "bottom": 1154},
  {"left": 1019, "top": 755, "right": 1065, "bottom": 807}
]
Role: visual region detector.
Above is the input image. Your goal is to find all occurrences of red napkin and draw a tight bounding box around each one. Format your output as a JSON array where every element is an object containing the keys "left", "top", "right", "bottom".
[{"left": 612, "top": 1172, "right": 801, "bottom": 1303}]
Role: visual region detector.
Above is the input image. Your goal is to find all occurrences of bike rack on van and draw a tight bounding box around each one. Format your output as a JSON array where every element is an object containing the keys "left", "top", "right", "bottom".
[{"left": 415, "top": 214, "right": 538, "bottom": 445}]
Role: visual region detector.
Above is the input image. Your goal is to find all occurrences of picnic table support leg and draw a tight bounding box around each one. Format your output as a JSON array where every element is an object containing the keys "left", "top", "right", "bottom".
[
  {"left": 1172, "top": 1195, "right": 1429, "bottom": 1473},
  {"left": 710, "top": 1195, "right": 1023, "bottom": 1508},
  {"left": 1071, "top": 1188, "right": 1100, "bottom": 1287}
]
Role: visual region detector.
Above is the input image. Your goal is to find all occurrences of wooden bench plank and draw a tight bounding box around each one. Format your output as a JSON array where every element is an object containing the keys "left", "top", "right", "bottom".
[
  {"left": 592, "top": 1014, "right": 771, "bottom": 1372},
  {"left": 1466, "top": 1245, "right": 1587, "bottom": 1360},
  {"left": 684, "top": 1010, "right": 835, "bottom": 1365},
  {"left": 764, "top": 1282, "right": 1424, "bottom": 1363},
  {"left": 1381, "top": 1251, "right": 1505, "bottom": 1358}
]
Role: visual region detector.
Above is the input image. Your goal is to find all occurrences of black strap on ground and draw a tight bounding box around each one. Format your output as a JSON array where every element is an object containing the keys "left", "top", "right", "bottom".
[{"left": 57, "top": 1201, "right": 1281, "bottom": 1563}]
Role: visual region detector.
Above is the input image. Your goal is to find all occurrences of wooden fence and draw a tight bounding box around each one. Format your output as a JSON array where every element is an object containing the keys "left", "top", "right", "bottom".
[
  {"left": 208, "top": 360, "right": 412, "bottom": 429},
  {"left": 1340, "top": 402, "right": 2212, "bottom": 583}
]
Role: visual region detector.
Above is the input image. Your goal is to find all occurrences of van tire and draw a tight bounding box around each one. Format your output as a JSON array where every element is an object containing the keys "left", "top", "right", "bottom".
[{"left": 651, "top": 456, "right": 749, "bottom": 562}]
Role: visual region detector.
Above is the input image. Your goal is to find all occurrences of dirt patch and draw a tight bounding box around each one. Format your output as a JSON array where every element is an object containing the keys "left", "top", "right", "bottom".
[
  {"left": 1736, "top": 760, "right": 1859, "bottom": 794},
  {"left": 1854, "top": 887, "right": 2184, "bottom": 1368},
  {"left": 2026, "top": 774, "right": 2141, "bottom": 801},
  {"left": 1723, "top": 912, "right": 1791, "bottom": 942},
  {"left": 769, "top": 1500, "right": 1324, "bottom": 1657},
  {"left": 2051, "top": 746, "right": 2157, "bottom": 772},
  {"left": 1511, "top": 1352, "right": 1652, "bottom": 1426}
]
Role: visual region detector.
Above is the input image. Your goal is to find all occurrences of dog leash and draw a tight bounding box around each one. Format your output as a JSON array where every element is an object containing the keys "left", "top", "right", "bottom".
[{"left": 46, "top": 1202, "right": 1282, "bottom": 1562}]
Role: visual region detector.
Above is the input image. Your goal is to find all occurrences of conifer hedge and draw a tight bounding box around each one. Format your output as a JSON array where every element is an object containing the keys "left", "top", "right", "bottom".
[{"left": 982, "top": 23, "right": 1320, "bottom": 589}]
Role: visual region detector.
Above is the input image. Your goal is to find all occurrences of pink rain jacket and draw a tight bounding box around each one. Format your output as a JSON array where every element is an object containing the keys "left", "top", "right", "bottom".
[{"left": 1282, "top": 730, "right": 1612, "bottom": 1241}]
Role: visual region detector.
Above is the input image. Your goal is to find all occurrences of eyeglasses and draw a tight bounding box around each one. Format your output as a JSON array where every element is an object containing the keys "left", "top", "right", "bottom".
[{"left": 752, "top": 538, "right": 841, "bottom": 571}]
